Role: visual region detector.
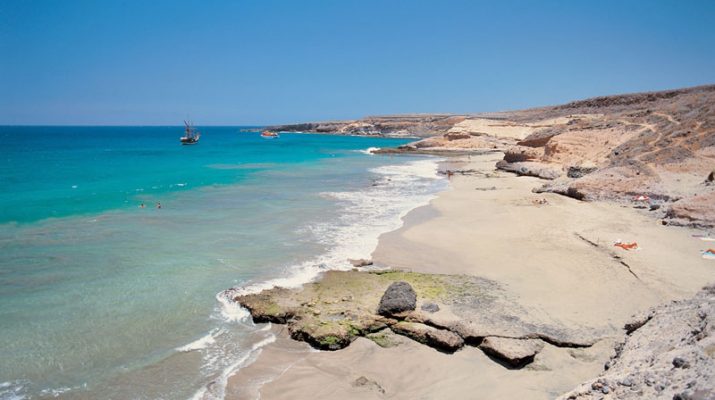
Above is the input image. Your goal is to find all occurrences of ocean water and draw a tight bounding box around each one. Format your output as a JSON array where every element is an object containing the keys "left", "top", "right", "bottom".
[{"left": 0, "top": 127, "right": 446, "bottom": 400}]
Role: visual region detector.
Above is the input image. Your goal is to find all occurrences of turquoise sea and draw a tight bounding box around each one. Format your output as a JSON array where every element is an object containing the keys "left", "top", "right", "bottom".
[{"left": 0, "top": 127, "right": 446, "bottom": 400}]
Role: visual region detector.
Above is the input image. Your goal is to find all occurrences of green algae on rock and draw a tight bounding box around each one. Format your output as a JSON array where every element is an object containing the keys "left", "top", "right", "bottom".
[{"left": 234, "top": 269, "right": 605, "bottom": 364}]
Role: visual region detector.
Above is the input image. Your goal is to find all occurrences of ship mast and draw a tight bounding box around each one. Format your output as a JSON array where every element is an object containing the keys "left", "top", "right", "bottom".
[{"left": 184, "top": 120, "right": 195, "bottom": 139}]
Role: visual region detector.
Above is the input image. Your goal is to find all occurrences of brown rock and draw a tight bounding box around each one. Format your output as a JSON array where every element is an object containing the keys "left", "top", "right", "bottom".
[
  {"left": 444, "top": 132, "right": 471, "bottom": 141},
  {"left": 390, "top": 321, "right": 464, "bottom": 353},
  {"left": 234, "top": 288, "right": 295, "bottom": 323},
  {"left": 666, "top": 192, "right": 715, "bottom": 227},
  {"left": 503, "top": 145, "right": 544, "bottom": 163},
  {"left": 348, "top": 258, "right": 373, "bottom": 267},
  {"left": 352, "top": 376, "right": 385, "bottom": 394},
  {"left": 496, "top": 160, "right": 563, "bottom": 180},
  {"left": 479, "top": 337, "right": 545, "bottom": 367}
]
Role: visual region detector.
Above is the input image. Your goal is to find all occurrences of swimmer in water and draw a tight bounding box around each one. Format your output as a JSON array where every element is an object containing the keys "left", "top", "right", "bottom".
[
  {"left": 139, "top": 203, "right": 145, "bottom": 208},
  {"left": 156, "top": 202, "right": 162, "bottom": 209}
]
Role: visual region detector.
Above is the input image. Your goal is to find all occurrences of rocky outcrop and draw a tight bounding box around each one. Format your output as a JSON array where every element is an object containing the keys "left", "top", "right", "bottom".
[
  {"left": 479, "top": 337, "right": 545, "bottom": 367},
  {"left": 268, "top": 97, "right": 712, "bottom": 227},
  {"left": 236, "top": 287, "right": 296, "bottom": 323},
  {"left": 266, "top": 85, "right": 714, "bottom": 227},
  {"left": 558, "top": 285, "right": 715, "bottom": 399},
  {"left": 495, "top": 160, "right": 562, "bottom": 180},
  {"left": 232, "top": 270, "right": 606, "bottom": 366},
  {"left": 666, "top": 192, "right": 715, "bottom": 228},
  {"left": 377, "top": 281, "right": 417, "bottom": 317},
  {"left": 503, "top": 145, "right": 544, "bottom": 163},
  {"left": 490, "top": 85, "right": 715, "bottom": 227},
  {"left": 272, "top": 85, "right": 714, "bottom": 226},
  {"left": 566, "top": 163, "right": 598, "bottom": 179}
]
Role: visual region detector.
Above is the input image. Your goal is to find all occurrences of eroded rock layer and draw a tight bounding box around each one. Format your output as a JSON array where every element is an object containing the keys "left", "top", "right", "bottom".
[
  {"left": 269, "top": 85, "right": 715, "bottom": 226},
  {"left": 558, "top": 285, "right": 715, "bottom": 399}
]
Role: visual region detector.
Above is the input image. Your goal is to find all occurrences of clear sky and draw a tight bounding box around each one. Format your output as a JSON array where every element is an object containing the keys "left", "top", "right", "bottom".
[{"left": 2, "top": 0, "right": 714, "bottom": 125}]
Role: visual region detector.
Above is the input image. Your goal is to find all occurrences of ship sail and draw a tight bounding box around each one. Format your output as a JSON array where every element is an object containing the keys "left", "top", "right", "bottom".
[{"left": 180, "top": 120, "right": 201, "bottom": 145}]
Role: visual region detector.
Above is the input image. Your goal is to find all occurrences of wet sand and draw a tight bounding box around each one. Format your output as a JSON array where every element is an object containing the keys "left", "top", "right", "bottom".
[{"left": 226, "top": 153, "right": 715, "bottom": 399}]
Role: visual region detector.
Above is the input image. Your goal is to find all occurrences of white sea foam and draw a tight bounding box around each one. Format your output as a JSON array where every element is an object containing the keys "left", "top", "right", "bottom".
[
  {"left": 0, "top": 380, "right": 28, "bottom": 400},
  {"left": 38, "top": 386, "right": 73, "bottom": 397},
  {"left": 370, "top": 158, "right": 442, "bottom": 180},
  {"left": 176, "top": 330, "right": 219, "bottom": 352},
  {"left": 187, "top": 333, "right": 276, "bottom": 400},
  {"left": 355, "top": 146, "right": 380, "bottom": 155},
  {"left": 196, "top": 157, "right": 446, "bottom": 400},
  {"left": 219, "top": 158, "right": 445, "bottom": 302},
  {"left": 216, "top": 291, "right": 251, "bottom": 322}
]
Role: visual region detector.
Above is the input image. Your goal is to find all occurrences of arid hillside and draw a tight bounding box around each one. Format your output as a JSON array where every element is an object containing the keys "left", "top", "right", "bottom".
[
  {"left": 367, "top": 85, "right": 715, "bottom": 227},
  {"left": 268, "top": 85, "right": 715, "bottom": 226}
]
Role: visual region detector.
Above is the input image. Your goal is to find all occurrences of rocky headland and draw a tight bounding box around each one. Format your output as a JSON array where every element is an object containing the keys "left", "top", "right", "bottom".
[
  {"left": 265, "top": 114, "right": 467, "bottom": 138},
  {"left": 270, "top": 84, "right": 715, "bottom": 227}
]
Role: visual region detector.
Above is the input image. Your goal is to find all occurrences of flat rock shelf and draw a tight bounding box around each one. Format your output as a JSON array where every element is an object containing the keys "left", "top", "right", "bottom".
[{"left": 234, "top": 270, "right": 606, "bottom": 367}]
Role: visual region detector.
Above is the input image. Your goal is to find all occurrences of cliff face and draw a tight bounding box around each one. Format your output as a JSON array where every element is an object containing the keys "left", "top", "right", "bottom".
[
  {"left": 492, "top": 85, "right": 715, "bottom": 227},
  {"left": 268, "top": 85, "right": 715, "bottom": 226},
  {"left": 285, "top": 85, "right": 714, "bottom": 227}
]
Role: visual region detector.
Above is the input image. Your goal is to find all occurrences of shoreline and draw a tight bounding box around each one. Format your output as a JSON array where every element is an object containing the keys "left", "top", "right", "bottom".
[
  {"left": 225, "top": 152, "right": 715, "bottom": 399},
  {"left": 192, "top": 153, "right": 449, "bottom": 400}
]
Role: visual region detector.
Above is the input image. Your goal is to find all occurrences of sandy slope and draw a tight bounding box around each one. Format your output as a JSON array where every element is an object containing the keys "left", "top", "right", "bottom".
[{"left": 226, "top": 153, "right": 714, "bottom": 400}]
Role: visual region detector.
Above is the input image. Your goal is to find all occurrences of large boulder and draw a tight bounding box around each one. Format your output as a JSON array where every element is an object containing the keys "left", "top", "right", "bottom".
[
  {"left": 377, "top": 281, "right": 417, "bottom": 316},
  {"left": 479, "top": 337, "right": 545, "bottom": 367}
]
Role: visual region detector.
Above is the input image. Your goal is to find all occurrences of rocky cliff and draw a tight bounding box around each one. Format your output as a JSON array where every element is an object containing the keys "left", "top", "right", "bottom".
[
  {"left": 558, "top": 285, "right": 715, "bottom": 400},
  {"left": 493, "top": 85, "right": 715, "bottom": 229},
  {"left": 276, "top": 85, "right": 714, "bottom": 227}
]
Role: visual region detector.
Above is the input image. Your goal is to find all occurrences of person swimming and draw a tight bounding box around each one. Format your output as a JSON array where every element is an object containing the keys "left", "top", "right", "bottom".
[
  {"left": 139, "top": 203, "right": 145, "bottom": 208},
  {"left": 156, "top": 202, "right": 162, "bottom": 209}
]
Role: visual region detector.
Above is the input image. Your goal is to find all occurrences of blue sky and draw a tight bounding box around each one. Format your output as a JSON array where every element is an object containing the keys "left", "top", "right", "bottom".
[{"left": 1, "top": 0, "right": 714, "bottom": 125}]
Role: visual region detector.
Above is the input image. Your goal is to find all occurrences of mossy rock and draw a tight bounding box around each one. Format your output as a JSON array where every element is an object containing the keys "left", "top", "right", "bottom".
[
  {"left": 234, "top": 270, "right": 492, "bottom": 351},
  {"left": 289, "top": 319, "right": 355, "bottom": 350},
  {"left": 366, "top": 329, "right": 403, "bottom": 348}
]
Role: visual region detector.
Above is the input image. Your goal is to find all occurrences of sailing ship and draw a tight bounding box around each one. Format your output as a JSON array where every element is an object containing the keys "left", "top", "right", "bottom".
[
  {"left": 180, "top": 121, "right": 201, "bottom": 145},
  {"left": 261, "top": 130, "right": 279, "bottom": 139}
]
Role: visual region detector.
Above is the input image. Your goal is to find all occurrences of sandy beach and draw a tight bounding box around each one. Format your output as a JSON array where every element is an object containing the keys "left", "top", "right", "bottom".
[{"left": 225, "top": 152, "right": 715, "bottom": 399}]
